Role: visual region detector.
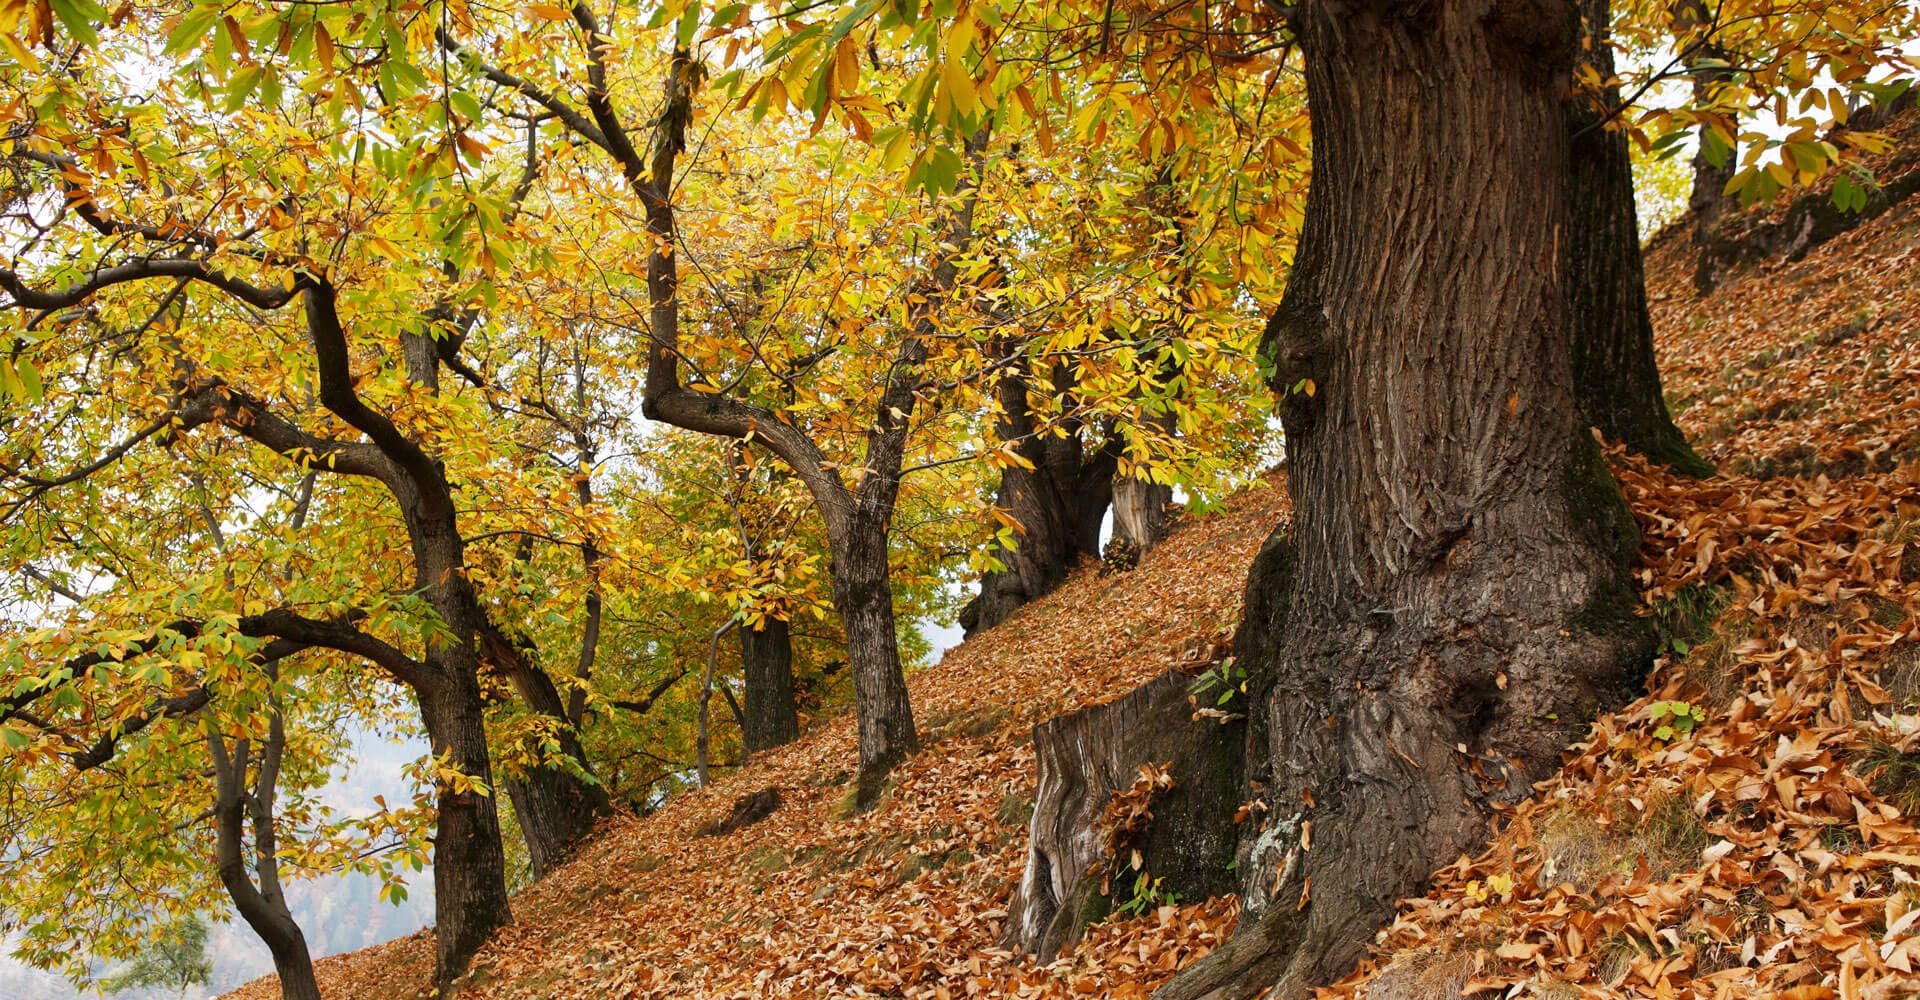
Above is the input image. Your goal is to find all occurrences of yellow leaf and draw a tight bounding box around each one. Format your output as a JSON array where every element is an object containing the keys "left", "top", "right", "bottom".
[{"left": 939, "top": 48, "right": 978, "bottom": 118}]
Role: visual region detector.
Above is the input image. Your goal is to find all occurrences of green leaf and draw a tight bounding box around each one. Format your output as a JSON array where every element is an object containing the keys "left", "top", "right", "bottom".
[
  {"left": 449, "top": 89, "right": 483, "bottom": 124},
  {"left": 223, "top": 65, "right": 264, "bottom": 111},
  {"left": 676, "top": 1, "right": 702, "bottom": 47},
  {"left": 1, "top": 725, "right": 30, "bottom": 750},
  {"left": 1700, "top": 127, "right": 1733, "bottom": 170},
  {"left": 48, "top": 0, "right": 105, "bottom": 47},
  {"left": 15, "top": 358, "right": 41, "bottom": 400},
  {"left": 165, "top": 6, "right": 221, "bottom": 56}
]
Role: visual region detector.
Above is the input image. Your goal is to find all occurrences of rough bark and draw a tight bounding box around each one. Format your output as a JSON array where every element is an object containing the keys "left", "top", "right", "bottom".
[
  {"left": 1567, "top": 0, "right": 1713, "bottom": 476},
  {"left": 832, "top": 518, "right": 920, "bottom": 800},
  {"left": 1003, "top": 669, "right": 1242, "bottom": 962},
  {"left": 304, "top": 281, "right": 516, "bottom": 990},
  {"left": 741, "top": 617, "right": 800, "bottom": 753},
  {"left": 399, "top": 251, "right": 613, "bottom": 887},
  {"left": 482, "top": 626, "right": 613, "bottom": 878},
  {"left": 1152, "top": 5, "right": 1650, "bottom": 998}
]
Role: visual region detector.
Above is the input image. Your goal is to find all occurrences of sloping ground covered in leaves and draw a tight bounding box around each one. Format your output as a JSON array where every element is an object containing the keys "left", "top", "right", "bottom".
[
  {"left": 234, "top": 124, "right": 1920, "bottom": 999},
  {"left": 230, "top": 475, "right": 1283, "bottom": 1000}
]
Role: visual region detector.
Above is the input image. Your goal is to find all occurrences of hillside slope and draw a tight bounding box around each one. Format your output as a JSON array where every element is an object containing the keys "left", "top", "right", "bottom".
[
  {"left": 234, "top": 127, "right": 1920, "bottom": 999},
  {"left": 233, "top": 473, "right": 1287, "bottom": 1000}
]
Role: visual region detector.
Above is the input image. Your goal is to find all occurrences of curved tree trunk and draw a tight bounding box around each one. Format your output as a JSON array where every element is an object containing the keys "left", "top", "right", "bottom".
[
  {"left": 741, "top": 617, "right": 800, "bottom": 753},
  {"left": 1567, "top": 0, "right": 1713, "bottom": 476},
  {"left": 1153, "top": 6, "right": 1650, "bottom": 998},
  {"left": 207, "top": 704, "right": 323, "bottom": 1000}
]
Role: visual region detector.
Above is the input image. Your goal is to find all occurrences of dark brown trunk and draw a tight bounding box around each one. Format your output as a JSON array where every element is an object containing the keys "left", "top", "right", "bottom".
[
  {"left": 1154, "top": 6, "right": 1649, "bottom": 998},
  {"left": 501, "top": 749, "right": 607, "bottom": 880},
  {"left": 963, "top": 363, "right": 1115, "bottom": 636},
  {"left": 483, "top": 629, "right": 612, "bottom": 879},
  {"left": 740, "top": 617, "right": 800, "bottom": 753},
  {"left": 207, "top": 708, "right": 322, "bottom": 1000},
  {"left": 1567, "top": 0, "right": 1713, "bottom": 476},
  {"left": 830, "top": 517, "right": 918, "bottom": 801},
  {"left": 417, "top": 665, "right": 513, "bottom": 991}
]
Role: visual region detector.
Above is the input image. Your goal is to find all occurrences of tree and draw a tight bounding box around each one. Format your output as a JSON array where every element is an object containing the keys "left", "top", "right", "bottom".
[
  {"left": 425, "top": 34, "right": 990, "bottom": 791},
  {"left": 1671, "top": 0, "right": 1740, "bottom": 294},
  {"left": 632, "top": 61, "right": 983, "bottom": 791},
  {"left": 1567, "top": 0, "right": 1713, "bottom": 476},
  {"left": 0, "top": 56, "right": 606, "bottom": 983},
  {"left": 962, "top": 345, "right": 1118, "bottom": 635},
  {"left": 961, "top": 135, "right": 1284, "bottom": 634},
  {"left": 103, "top": 916, "right": 213, "bottom": 999},
  {"left": 207, "top": 678, "right": 324, "bottom": 1000},
  {"left": 1152, "top": 3, "right": 1652, "bottom": 996}
]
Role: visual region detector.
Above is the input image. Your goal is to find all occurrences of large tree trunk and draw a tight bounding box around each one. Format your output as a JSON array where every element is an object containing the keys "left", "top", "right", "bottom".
[
  {"left": 503, "top": 752, "right": 607, "bottom": 880},
  {"left": 962, "top": 362, "right": 1115, "bottom": 636},
  {"left": 417, "top": 665, "right": 514, "bottom": 992},
  {"left": 1153, "top": 6, "right": 1650, "bottom": 998},
  {"left": 1567, "top": 0, "right": 1713, "bottom": 476},
  {"left": 830, "top": 517, "right": 918, "bottom": 801},
  {"left": 740, "top": 617, "right": 800, "bottom": 753}
]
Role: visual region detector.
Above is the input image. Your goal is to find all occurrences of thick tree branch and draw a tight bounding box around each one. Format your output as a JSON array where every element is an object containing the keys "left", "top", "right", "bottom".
[
  {"left": 175, "top": 375, "right": 395, "bottom": 482},
  {"left": 857, "top": 127, "right": 993, "bottom": 506},
  {"left": 300, "top": 282, "right": 448, "bottom": 507},
  {"left": 65, "top": 637, "right": 303, "bottom": 771},
  {"left": 1, "top": 610, "right": 428, "bottom": 729},
  {"left": 0, "top": 258, "right": 298, "bottom": 312},
  {"left": 627, "top": 51, "right": 851, "bottom": 525},
  {"left": 568, "top": 2, "right": 650, "bottom": 183},
  {"left": 606, "top": 667, "right": 691, "bottom": 717}
]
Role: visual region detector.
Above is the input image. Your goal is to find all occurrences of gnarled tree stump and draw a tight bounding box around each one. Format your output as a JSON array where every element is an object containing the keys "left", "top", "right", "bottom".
[{"left": 1003, "top": 668, "right": 1242, "bottom": 961}]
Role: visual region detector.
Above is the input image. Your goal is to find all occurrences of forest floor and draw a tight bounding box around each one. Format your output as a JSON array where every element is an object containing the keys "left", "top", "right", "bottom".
[{"left": 231, "top": 120, "right": 1920, "bottom": 999}]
